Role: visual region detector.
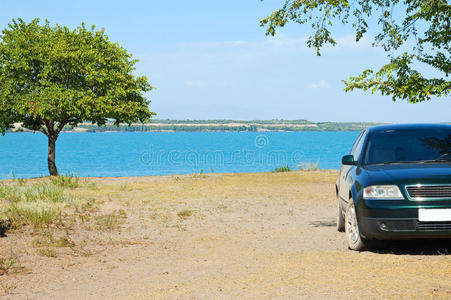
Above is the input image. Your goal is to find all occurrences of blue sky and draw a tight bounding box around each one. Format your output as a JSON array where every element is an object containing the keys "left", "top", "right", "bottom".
[{"left": 1, "top": 0, "right": 449, "bottom": 123}]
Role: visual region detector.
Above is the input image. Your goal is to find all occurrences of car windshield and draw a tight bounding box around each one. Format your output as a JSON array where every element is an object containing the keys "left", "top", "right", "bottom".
[{"left": 364, "top": 128, "right": 451, "bottom": 165}]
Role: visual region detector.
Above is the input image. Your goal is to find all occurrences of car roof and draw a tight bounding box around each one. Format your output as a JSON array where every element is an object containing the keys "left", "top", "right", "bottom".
[{"left": 368, "top": 123, "right": 451, "bottom": 133}]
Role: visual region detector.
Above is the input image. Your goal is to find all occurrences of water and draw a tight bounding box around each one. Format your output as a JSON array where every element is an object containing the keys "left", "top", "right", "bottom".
[{"left": 0, "top": 131, "right": 360, "bottom": 179}]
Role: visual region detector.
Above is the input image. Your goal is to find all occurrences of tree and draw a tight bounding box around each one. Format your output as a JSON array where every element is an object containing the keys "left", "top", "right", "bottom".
[
  {"left": 260, "top": 0, "right": 450, "bottom": 103},
  {"left": 0, "top": 19, "right": 155, "bottom": 176}
]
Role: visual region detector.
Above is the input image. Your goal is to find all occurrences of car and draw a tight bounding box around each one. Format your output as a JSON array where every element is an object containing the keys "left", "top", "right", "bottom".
[{"left": 336, "top": 124, "right": 451, "bottom": 251}]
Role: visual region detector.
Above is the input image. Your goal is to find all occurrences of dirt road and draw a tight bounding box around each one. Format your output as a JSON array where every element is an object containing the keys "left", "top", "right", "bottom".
[{"left": 1, "top": 171, "right": 451, "bottom": 299}]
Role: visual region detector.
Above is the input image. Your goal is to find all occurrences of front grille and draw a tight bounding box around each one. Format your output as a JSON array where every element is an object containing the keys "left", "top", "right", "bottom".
[
  {"left": 406, "top": 185, "right": 451, "bottom": 200},
  {"left": 417, "top": 221, "right": 451, "bottom": 231}
]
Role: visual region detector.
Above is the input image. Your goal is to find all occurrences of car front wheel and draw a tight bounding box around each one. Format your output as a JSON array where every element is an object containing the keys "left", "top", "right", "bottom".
[{"left": 345, "top": 200, "right": 372, "bottom": 251}]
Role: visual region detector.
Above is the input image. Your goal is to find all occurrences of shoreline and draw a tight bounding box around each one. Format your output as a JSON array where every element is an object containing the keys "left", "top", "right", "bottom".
[
  {"left": 5, "top": 129, "right": 365, "bottom": 133},
  {"left": 0, "top": 169, "right": 340, "bottom": 181}
]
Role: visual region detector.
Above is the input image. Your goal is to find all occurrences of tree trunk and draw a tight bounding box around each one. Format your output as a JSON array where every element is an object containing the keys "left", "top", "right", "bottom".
[{"left": 48, "top": 135, "right": 59, "bottom": 176}]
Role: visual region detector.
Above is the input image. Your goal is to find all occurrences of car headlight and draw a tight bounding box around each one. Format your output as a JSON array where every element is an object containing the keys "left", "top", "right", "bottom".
[{"left": 363, "top": 185, "right": 404, "bottom": 200}]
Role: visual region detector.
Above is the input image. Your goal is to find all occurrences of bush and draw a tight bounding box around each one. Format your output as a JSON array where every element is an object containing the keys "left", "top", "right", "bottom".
[{"left": 272, "top": 165, "right": 292, "bottom": 173}]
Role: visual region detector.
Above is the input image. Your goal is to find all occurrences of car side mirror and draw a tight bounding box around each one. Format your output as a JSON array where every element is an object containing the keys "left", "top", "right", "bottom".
[{"left": 342, "top": 155, "right": 357, "bottom": 166}]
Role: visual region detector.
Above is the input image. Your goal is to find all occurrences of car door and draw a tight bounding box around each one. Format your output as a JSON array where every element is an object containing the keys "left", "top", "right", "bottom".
[{"left": 338, "top": 130, "right": 367, "bottom": 204}]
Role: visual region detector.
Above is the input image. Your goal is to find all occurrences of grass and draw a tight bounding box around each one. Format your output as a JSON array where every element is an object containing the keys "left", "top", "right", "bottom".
[
  {"left": 9, "top": 202, "right": 62, "bottom": 229},
  {"left": 0, "top": 174, "right": 109, "bottom": 233},
  {"left": 119, "top": 183, "right": 130, "bottom": 191},
  {"left": 50, "top": 173, "right": 79, "bottom": 189},
  {"left": 217, "top": 203, "right": 227, "bottom": 209},
  {"left": 0, "top": 251, "right": 18, "bottom": 276},
  {"left": 37, "top": 248, "right": 58, "bottom": 258},
  {"left": 85, "top": 182, "right": 98, "bottom": 190},
  {"left": 0, "top": 175, "right": 129, "bottom": 269},
  {"left": 32, "top": 229, "right": 75, "bottom": 249},
  {"left": 177, "top": 209, "right": 193, "bottom": 218},
  {"left": 272, "top": 165, "right": 292, "bottom": 173},
  {"left": 95, "top": 209, "right": 127, "bottom": 231},
  {"left": 0, "top": 182, "right": 67, "bottom": 230},
  {"left": 192, "top": 170, "right": 208, "bottom": 178}
]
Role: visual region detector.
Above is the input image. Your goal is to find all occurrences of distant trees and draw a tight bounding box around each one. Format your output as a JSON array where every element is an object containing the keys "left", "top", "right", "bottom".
[
  {"left": 65, "top": 121, "right": 379, "bottom": 132},
  {"left": 261, "top": 0, "right": 450, "bottom": 103},
  {"left": 0, "top": 19, "right": 154, "bottom": 175}
]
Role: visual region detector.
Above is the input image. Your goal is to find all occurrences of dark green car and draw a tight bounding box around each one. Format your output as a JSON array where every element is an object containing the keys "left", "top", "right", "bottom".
[{"left": 336, "top": 124, "right": 451, "bottom": 251}]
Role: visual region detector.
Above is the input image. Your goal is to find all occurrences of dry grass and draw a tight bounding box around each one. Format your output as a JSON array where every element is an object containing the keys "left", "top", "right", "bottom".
[
  {"left": 95, "top": 209, "right": 127, "bottom": 231},
  {"left": 0, "top": 251, "right": 19, "bottom": 276},
  {"left": 177, "top": 209, "right": 193, "bottom": 218},
  {"left": 90, "top": 170, "right": 337, "bottom": 207},
  {"left": 1, "top": 170, "right": 450, "bottom": 299}
]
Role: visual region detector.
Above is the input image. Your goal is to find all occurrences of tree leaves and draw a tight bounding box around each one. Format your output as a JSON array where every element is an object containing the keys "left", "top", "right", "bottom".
[
  {"left": 343, "top": 53, "right": 450, "bottom": 102},
  {"left": 0, "top": 18, "right": 155, "bottom": 135},
  {"left": 261, "top": 0, "right": 450, "bottom": 103}
]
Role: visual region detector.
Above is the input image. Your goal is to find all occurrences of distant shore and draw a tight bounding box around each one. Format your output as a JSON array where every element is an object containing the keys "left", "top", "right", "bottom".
[{"left": 9, "top": 119, "right": 385, "bottom": 133}]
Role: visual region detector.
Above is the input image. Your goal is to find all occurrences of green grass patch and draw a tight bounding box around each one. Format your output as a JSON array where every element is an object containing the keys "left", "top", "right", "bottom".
[
  {"left": 272, "top": 165, "right": 292, "bottom": 173},
  {"left": 50, "top": 173, "right": 79, "bottom": 189},
  {"left": 0, "top": 182, "right": 69, "bottom": 231}
]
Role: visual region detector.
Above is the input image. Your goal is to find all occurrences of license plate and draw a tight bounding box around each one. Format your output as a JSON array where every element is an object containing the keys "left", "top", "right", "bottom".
[{"left": 418, "top": 209, "right": 451, "bottom": 222}]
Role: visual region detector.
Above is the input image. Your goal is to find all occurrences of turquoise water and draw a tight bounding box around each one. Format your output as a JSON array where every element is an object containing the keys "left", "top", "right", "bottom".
[{"left": 0, "top": 131, "right": 360, "bottom": 178}]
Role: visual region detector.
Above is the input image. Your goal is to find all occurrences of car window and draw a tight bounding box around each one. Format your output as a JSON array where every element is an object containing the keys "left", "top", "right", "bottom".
[
  {"left": 350, "top": 131, "right": 364, "bottom": 155},
  {"left": 352, "top": 130, "right": 367, "bottom": 161},
  {"left": 364, "top": 128, "right": 451, "bottom": 165}
]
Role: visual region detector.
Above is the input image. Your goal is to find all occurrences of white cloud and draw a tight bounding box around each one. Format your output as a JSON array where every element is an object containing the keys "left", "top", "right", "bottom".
[{"left": 310, "top": 80, "right": 329, "bottom": 89}]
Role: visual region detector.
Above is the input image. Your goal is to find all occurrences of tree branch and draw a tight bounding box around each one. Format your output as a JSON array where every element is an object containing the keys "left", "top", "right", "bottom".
[
  {"left": 55, "top": 117, "right": 70, "bottom": 134},
  {"left": 43, "top": 119, "right": 56, "bottom": 138}
]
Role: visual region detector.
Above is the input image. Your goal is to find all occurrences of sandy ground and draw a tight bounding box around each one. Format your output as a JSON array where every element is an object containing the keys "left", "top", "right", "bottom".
[{"left": 1, "top": 171, "right": 451, "bottom": 299}]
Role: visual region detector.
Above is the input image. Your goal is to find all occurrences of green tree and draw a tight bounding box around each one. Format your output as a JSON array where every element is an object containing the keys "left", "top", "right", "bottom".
[
  {"left": 0, "top": 19, "right": 154, "bottom": 176},
  {"left": 261, "top": 0, "right": 450, "bottom": 103}
]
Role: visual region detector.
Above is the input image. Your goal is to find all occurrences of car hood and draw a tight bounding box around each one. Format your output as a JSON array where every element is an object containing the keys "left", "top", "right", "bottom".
[{"left": 362, "top": 163, "right": 451, "bottom": 185}]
